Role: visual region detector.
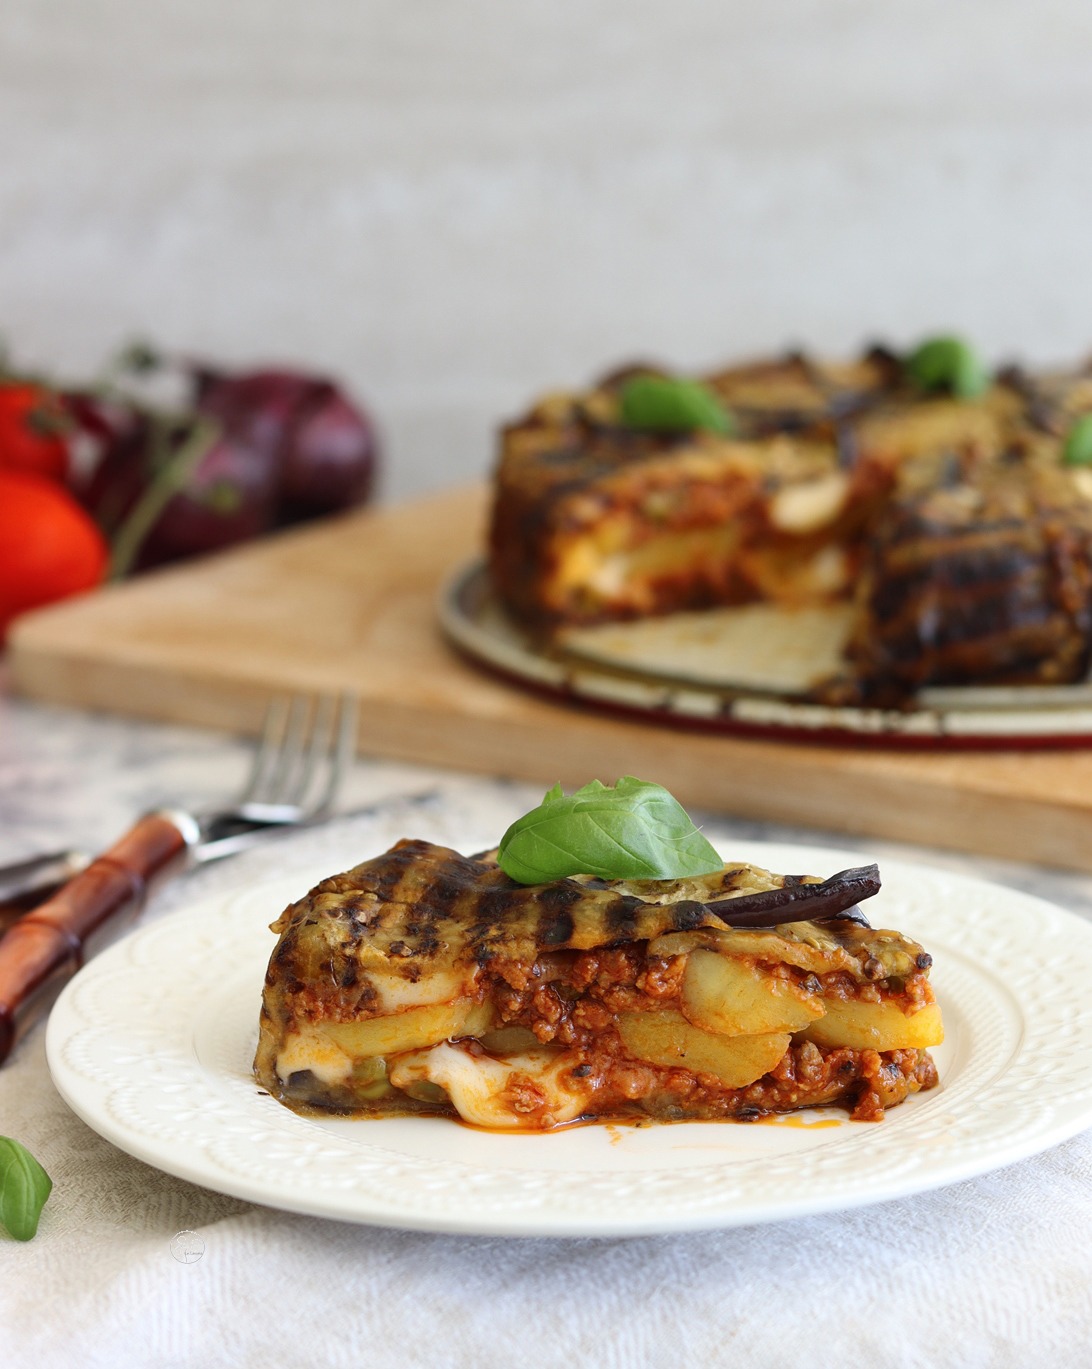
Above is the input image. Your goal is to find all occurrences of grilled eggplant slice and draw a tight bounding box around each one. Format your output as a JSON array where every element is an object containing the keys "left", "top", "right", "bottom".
[
  {"left": 255, "top": 840, "right": 941, "bottom": 1129},
  {"left": 831, "top": 462, "right": 1092, "bottom": 703}
]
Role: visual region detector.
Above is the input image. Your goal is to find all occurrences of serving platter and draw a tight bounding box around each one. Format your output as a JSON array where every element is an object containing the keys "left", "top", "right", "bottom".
[
  {"left": 45, "top": 840, "right": 1092, "bottom": 1238},
  {"left": 440, "top": 561, "right": 1092, "bottom": 747}
]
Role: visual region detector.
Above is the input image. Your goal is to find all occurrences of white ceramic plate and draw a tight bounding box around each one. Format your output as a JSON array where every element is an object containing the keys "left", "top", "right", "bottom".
[
  {"left": 46, "top": 841, "right": 1092, "bottom": 1238},
  {"left": 439, "top": 560, "right": 1092, "bottom": 746}
]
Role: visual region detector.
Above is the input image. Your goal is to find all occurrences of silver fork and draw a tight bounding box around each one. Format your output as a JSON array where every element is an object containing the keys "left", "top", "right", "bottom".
[
  {"left": 188, "top": 692, "right": 358, "bottom": 859},
  {"left": 0, "top": 693, "right": 359, "bottom": 901},
  {"left": 0, "top": 691, "right": 359, "bottom": 1064}
]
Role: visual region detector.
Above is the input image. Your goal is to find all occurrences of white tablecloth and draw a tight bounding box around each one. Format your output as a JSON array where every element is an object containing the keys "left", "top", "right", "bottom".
[{"left": 4, "top": 699, "right": 1092, "bottom": 1369}]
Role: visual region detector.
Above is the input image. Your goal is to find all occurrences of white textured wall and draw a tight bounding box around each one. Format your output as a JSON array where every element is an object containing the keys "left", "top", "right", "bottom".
[{"left": 4, "top": 1, "right": 1092, "bottom": 500}]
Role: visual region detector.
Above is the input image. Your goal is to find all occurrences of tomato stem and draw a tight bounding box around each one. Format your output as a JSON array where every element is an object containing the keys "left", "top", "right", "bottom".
[{"left": 108, "top": 416, "right": 220, "bottom": 579}]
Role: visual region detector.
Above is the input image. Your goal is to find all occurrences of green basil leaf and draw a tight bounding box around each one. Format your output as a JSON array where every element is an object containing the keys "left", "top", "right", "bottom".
[
  {"left": 905, "top": 336, "right": 988, "bottom": 399},
  {"left": 497, "top": 776, "right": 723, "bottom": 884},
  {"left": 619, "top": 375, "right": 734, "bottom": 435},
  {"left": 0, "top": 1137, "right": 52, "bottom": 1241},
  {"left": 1063, "top": 415, "right": 1092, "bottom": 466}
]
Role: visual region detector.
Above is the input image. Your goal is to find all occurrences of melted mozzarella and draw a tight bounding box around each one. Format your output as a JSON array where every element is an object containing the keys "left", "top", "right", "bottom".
[
  {"left": 389, "top": 1043, "right": 593, "bottom": 1129},
  {"left": 767, "top": 471, "right": 849, "bottom": 533},
  {"left": 366, "top": 968, "right": 473, "bottom": 1013},
  {"left": 275, "top": 1027, "right": 353, "bottom": 1085}
]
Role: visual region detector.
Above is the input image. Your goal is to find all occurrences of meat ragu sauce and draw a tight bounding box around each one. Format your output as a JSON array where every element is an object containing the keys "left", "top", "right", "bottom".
[{"left": 477, "top": 945, "right": 937, "bottom": 1125}]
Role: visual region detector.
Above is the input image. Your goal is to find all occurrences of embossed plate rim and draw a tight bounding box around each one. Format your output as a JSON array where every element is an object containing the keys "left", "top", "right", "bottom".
[{"left": 45, "top": 841, "right": 1092, "bottom": 1237}]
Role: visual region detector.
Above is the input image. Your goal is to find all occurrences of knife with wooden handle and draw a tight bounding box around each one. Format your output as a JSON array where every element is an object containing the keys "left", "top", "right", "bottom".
[
  {"left": 0, "top": 850, "right": 91, "bottom": 908},
  {"left": 0, "top": 787, "right": 440, "bottom": 1064},
  {"left": 0, "top": 812, "right": 192, "bottom": 1064}
]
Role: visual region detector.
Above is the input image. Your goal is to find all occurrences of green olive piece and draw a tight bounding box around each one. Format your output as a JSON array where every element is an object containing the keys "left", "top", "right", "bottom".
[
  {"left": 1063, "top": 415, "right": 1092, "bottom": 466},
  {"left": 619, "top": 375, "right": 734, "bottom": 435},
  {"left": 402, "top": 1080, "right": 449, "bottom": 1106},
  {"left": 358, "top": 1080, "right": 394, "bottom": 1100},
  {"left": 352, "top": 1056, "right": 393, "bottom": 1100},
  {"left": 905, "top": 336, "right": 989, "bottom": 399}
]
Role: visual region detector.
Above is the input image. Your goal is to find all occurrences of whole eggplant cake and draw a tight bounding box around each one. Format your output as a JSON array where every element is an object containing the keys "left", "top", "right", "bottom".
[{"left": 487, "top": 341, "right": 1092, "bottom": 704}]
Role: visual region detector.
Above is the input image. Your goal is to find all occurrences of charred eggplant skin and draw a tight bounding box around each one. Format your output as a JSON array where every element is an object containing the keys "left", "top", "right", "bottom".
[{"left": 704, "top": 865, "right": 878, "bottom": 928}]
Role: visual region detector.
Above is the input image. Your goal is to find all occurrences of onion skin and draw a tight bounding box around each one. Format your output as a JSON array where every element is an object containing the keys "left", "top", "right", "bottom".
[
  {"left": 73, "top": 398, "right": 156, "bottom": 536},
  {"left": 131, "top": 431, "right": 281, "bottom": 570},
  {"left": 74, "top": 362, "right": 379, "bottom": 572},
  {"left": 193, "top": 368, "right": 315, "bottom": 477},
  {"left": 278, "top": 387, "right": 377, "bottom": 523},
  {"left": 195, "top": 368, "right": 377, "bottom": 525}
]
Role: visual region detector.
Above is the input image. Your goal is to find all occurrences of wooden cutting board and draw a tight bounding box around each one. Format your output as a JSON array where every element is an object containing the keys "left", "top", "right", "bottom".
[{"left": 11, "top": 484, "right": 1092, "bottom": 872}]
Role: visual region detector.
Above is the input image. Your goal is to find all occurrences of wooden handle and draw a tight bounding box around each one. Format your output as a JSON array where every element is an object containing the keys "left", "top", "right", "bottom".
[{"left": 0, "top": 813, "right": 190, "bottom": 1064}]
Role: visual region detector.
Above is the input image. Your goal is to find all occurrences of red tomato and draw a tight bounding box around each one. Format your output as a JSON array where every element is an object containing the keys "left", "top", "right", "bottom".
[
  {"left": 0, "top": 384, "right": 70, "bottom": 482},
  {"left": 0, "top": 470, "right": 109, "bottom": 640}
]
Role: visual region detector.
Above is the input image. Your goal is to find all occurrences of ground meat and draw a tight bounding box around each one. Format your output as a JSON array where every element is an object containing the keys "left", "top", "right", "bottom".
[
  {"left": 488, "top": 947, "right": 663, "bottom": 1046},
  {"left": 816, "top": 967, "right": 932, "bottom": 1013},
  {"left": 559, "top": 1040, "right": 935, "bottom": 1123},
  {"left": 499, "top": 1073, "right": 549, "bottom": 1116},
  {"left": 477, "top": 947, "right": 940, "bottom": 1123},
  {"left": 283, "top": 942, "right": 940, "bottom": 1123},
  {"left": 487, "top": 948, "right": 932, "bottom": 1039},
  {"left": 849, "top": 1047, "right": 939, "bottom": 1122}
]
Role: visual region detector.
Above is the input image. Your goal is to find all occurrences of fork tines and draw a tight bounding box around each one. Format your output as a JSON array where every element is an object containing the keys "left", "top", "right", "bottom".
[{"left": 238, "top": 692, "right": 358, "bottom": 825}]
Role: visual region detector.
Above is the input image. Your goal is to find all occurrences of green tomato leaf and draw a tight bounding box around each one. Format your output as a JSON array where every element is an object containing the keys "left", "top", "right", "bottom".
[
  {"left": 1063, "top": 415, "right": 1092, "bottom": 467},
  {"left": 619, "top": 375, "right": 735, "bottom": 436},
  {"left": 905, "top": 336, "right": 988, "bottom": 399},
  {"left": 497, "top": 776, "right": 723, "bottom": 884},
  {"left": 0, "top": 1137, "right": 52, "bottom": 1241}
]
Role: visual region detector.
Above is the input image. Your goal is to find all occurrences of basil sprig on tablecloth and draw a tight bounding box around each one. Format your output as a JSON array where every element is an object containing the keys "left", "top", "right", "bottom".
[
  {"left": 905, "top": 335, "right": 988, "bottom": 399},
  {"left": 497, "top": 777, "right": 723, "bottom": 885},
  {"left": 0, "top": 1136, "right": 52, "bottom": 1241},
  {"left": 618, "top": 375, "right": 734, "bottom": 435}
]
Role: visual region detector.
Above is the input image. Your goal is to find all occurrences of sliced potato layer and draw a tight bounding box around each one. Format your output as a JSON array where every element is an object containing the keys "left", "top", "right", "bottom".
[
  {"left": 320, "top": 999, "right": 493, "bottom": 1059},
  {"left": 803, "top": 998, "right": 943, "bottom": 1051},
  {"left": 617, "top": 1009, "right": 790, "bottom": 1088},
  {"left": 681, "top": 948, "right": 825, "bottom": 1037}
]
